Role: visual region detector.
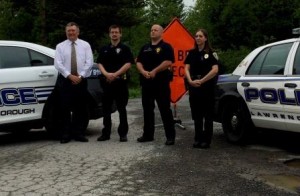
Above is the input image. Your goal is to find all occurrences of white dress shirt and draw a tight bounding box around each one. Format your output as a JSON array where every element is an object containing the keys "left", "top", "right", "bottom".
[{"left": 54, "top": 39, "right": 94, "bottom": 78}]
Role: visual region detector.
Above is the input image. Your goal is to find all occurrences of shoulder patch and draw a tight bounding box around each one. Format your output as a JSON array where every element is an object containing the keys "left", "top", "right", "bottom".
[{"left": 212, "top": 52, "right": 219, "bottom": 60}]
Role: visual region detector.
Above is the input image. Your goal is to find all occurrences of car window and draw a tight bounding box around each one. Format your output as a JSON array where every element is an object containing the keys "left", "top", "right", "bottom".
[
  {"left": 29, "top": 50, "right": 54, "bottom": 66},
  {"left": 0, "top": 46, "right": 54, "bottom": 69},
  {"left": 246, "top": 43, "right": 293, "bottom": 75},
  {"left": 0, "top": 46, "right": 31, "bottom": 69},
  {"left": 293, "top": 44, "right": 300, "bottom": 75}
]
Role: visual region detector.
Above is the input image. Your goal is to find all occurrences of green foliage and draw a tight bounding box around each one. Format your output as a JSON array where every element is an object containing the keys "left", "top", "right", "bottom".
[
  {"left": 144, "top": 0, "right": 186, "bottom": 27},
  {"left": 184, "top": 0, "right": 300, "bottom": 50},
  {"left": 183, "top": 0, "right": 300, "bottom": 74},
  {"left": 129, "top": 87, "right": 141, "bottom": 98},
  {"left": 218, "top": 47, "right": 252, "bottom": 73},
  {"left": 2, "top": 0, "right": 300, "bottom": 88},
  {"left": 0, "top": 0, "right": 35, "bottom": 41},
  {"left": 1, "top": 0, "right": 146, "bottom": 49}
]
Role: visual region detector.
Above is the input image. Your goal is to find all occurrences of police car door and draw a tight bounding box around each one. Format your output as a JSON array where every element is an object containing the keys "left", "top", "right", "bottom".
[
  {"left": 238, "top": 42, "right": 294, "bottom": 131},
  {"left": 284, "top": 41, "right": 300, "bottom": 132},
  {"left": 0, "top": 45, "right": 57, "bottom": 124}
]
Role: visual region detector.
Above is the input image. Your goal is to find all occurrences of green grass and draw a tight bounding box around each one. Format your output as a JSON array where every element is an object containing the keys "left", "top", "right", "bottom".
[{"left": 129, "top": 87, "right": 141, "bottom": 98}]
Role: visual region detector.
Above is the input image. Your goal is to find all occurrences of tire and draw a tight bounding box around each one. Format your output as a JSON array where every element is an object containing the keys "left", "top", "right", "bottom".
[{"left": 221, "top": 100, "right": 254, "bottom": 144}]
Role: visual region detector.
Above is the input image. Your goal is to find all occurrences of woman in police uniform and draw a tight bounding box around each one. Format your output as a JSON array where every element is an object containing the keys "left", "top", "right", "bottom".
[{"left": 184, "top": 29, "right": 219, "bottom": 148}]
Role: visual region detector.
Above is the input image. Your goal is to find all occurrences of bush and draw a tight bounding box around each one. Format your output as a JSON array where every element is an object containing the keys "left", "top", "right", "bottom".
[
  {"left": 217, "top": 47, "right": 252, "bottom": 73},
  {"left": 128, "top": 64, "right": 141, "bottom": 98}
]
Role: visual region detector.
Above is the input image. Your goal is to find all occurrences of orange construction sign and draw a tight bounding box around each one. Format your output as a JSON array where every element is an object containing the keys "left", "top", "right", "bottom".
[{"left": 163, "top": 18, "right": 195, "bottom": 103}]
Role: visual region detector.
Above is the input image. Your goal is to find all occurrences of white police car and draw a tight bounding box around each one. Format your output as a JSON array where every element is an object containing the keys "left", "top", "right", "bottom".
[
  {"left": 0, "top": 40, "right": 104, "bottom": 135},
  {"left": 214, "top": 37, "right": 300, "bottom": 143}
]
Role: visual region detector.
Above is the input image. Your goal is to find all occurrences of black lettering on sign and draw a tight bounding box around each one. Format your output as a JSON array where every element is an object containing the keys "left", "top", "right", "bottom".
[{"left": 171, "top": 65, "right": 185, "bottom": 77}]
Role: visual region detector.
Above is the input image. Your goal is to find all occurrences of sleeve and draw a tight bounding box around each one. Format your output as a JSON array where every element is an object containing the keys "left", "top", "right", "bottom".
[
  {"left": 96, "top": 47, "right": 105, "bottom": 64},
  {"left": 184, "top": 50, "right": 192, "bottom": 65},
  {"left": 123, "top": 45, "right": 135, "bottom": 64},
  {"left": 136, "top": 45, "right": 145, "bottom": 63},
  {"left": 209, "top": 51, "right": 219, "bottom": 66},
  {"left": 82, "top": 42, "right": 94, "bottom": 78},
  {"left": 163, "top": 43, "right": 175, "bottom": 63},
  {"left": 54, "top": 43, "right": 70, "bottom": 78}
]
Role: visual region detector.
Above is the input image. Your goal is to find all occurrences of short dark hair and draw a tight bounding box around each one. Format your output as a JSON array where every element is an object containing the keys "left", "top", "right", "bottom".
[
  {"left": 66, "top": 22, "right": 79, "bottom": 29},
  {"left": 109, "top": 25, "right": 122, "bottom": 34}
]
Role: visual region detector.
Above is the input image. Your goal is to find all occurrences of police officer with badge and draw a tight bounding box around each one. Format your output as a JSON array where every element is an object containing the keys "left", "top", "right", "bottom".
[
  {"left": 184, "top": 29, "right": 219, "bottom": 149},
  {"left": 136, "top": 24, "right": 176, "bottom": 145},
  {"left": 97, "top": 25, "right": 134, "bottom": 142}
]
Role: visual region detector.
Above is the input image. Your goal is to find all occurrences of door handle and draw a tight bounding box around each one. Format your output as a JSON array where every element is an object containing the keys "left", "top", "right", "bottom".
[
  {"left": 284, "top": 83, "right": 297, "bottom": 88},
  {"left": 39, "top": 71, "right": 55, "bottom": 77},
  {"left": 241, "top": 82, "right": 250, "bottom": 87}
]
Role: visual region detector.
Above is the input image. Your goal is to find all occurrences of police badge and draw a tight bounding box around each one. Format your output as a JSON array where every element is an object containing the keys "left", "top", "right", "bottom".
[
  {"left": 116, "top": 48, "right": 121, "bottom": 54},
  {"left": 156, "top": 47, "right": 161, "bottom": 54}
]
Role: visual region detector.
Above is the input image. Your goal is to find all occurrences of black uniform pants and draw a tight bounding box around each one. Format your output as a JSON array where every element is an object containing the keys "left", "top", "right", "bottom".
[
  {"left": 189, "top": 89, "right": 214, "bottom": 144},
  {"left": 141, "top": 81, "right": 175, "bottom": 140},
  {"left": 56, "top": 74, "right": 89, "bottom": 139},
  {"left": 101, "top": 79, "right": 129, "bottom": 137}
]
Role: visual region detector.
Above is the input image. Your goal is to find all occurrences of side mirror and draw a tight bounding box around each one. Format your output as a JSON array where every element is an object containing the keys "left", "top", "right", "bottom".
[{"left": 292, "top": 28, "right": 300, "bottom": 35}]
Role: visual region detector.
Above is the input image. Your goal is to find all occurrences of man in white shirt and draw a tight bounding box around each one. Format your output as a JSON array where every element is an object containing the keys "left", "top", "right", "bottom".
[{"left": 54, "top": 22, "right": 94, "bottom": 144}]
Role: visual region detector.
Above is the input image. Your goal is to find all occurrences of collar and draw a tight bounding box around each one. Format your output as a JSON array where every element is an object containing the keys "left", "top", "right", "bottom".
[
  {"left": 110, "top": 41, "right": 121, "bottom": 48},
  {"left": 68, "top": 39, "right": 78, "bottom": 45},
  {"left": 151, "top": 39, "right": 164, "bottom": 47}
]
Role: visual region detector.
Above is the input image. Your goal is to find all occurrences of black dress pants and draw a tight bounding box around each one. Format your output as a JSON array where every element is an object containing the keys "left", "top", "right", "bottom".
[
  {"left": 141, "top": 80, "right": 175, "bottom": 140},
  {"left": 57, "top": 75, "right": 89, "bottom": 139},
  {"left": 189, "top": 89, "right": 214, "bottom": 144},
  {"left": 101, "top": 79, "right": 129, "bottom": 137}
]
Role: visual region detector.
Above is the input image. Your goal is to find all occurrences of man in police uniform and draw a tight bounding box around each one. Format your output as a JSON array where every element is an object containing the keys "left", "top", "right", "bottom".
[
  {"left": 136, "top": 24, "right": 176, "bottom": 145},
  {"left": 97, "top": 25, "right": 134, "bottom": 142}
]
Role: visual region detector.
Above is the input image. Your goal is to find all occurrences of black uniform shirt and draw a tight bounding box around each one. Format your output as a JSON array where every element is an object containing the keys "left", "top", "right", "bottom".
[
  {"left": 184, "top": 48, "right": 218, "bottom": 89},
  {"left": 97, "top": 42, "right": 134, "bottom": 73},
  {"left": 137, "top": 40, "right": 174, "bottom": 82}
]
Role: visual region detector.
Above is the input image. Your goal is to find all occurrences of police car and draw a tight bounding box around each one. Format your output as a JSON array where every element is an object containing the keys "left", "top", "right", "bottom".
[
  {"left": 0, "top": 40, "right": 104, "bottom": 135},
  {"left": 214, "top": 36, "right": 300, "bottom": 144}
]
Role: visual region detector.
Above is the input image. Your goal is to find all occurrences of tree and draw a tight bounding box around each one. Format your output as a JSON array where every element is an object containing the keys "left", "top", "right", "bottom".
[
  {"left": 184, "top": 0, "right": 300, "bottom": 50},
  {"left": 0, "top": 0, "right": 35, "bottom": 41},
  {"left": 1, "top": 0, "right": 146, "bottom": 49},
  {"left": 144, "top": 0, "right": 186, "bottom": 27}
]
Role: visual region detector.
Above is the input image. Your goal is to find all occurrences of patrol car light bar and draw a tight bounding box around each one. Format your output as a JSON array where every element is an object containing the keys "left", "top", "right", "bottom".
[{"left": 292, "top": 28, "right": 300, "bottom": 35}]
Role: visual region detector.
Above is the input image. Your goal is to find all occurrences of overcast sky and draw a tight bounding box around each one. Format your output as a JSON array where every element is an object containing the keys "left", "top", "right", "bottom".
[{"left": 183, "top": 0, "right": 195, "bottom": 7}]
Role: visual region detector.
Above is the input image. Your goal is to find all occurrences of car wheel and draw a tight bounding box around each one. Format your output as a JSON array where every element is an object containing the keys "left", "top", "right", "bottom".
[{"left": 221, "top": 100, "right": 253, "bottom": 144}]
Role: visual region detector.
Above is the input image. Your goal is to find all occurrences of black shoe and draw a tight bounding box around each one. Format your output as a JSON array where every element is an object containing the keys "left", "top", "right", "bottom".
[
  {"left": 120, "top": 136, "right": 128, "bottom": 142},
  {"left": 165, "top": 140, "right": 175, "bottom": 145},
  {"left": 74, "top": 136, "right": 89, "bottom": 142},
  {"left": 137, "top": 136, "right": 154, "bottom": 142},
  {"left": 193, "top": 142, "right": 210, "bottom": 149},
  {"left": 60, "top": 138, "right": 71, "bottom": 144},
  {"left": 193, "top": 141, "right": 201, "bottom": 148},
  {"left": 97, "top": 135, "right": 110, "bottom": 141},
  {"left": 200, "top": 142, "right": 210, "bottom": 149}
]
